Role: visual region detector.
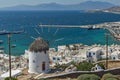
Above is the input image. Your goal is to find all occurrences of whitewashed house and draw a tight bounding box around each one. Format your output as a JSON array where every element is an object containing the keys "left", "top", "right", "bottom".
[
  {"left": 72, "top": 55, "right": 86, "bottom": 62},
  {"left": 28, "top": 37, "right": 50, "bottom": 74},
  {"left": 91, "top": 64, "right": 104, "bottom": 71},
  {"left": 111, "top": 51, "right": 120, "bottom": 60},
  {"left": 58, "top": 45, "right": 66, "bottom": 53},
  {"left": 86, "top": 47, "right": 103, "bottom": 63},
  {"left": 52, "top": 55, "right": 62, "bottom": 63}
]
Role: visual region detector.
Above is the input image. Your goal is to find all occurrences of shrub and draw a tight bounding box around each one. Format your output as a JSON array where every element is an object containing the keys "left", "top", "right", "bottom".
[
  {"left": 39, "top": 78, "right": 48, "bottom": 80},
  {"left": 101, "top": 73, "right": 117, "bottom": 80},
  {"left": 77, "top": 74, "right": 100, "bottom": 80},
  {"left": 101, "top": 73, "right": 112, "bottom": 80},
  {"left": 5, "top": 77, "right": 17, "bottom": 80},
  {"left": 97, "top": 63, "right": 105, "bottom": 69},
  {"left": 76, "top": 61, "right": 94, "bottom": 71},
  {"left": 54, "top": 63, "right": 68, "bottom": 71},
  {"left": 106, "top": 78, "right": 118, "bottom": 80}
]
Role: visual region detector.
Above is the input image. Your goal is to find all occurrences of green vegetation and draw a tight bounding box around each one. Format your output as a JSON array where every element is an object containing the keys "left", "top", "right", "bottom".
[
  {"left": 72, "top": 61, "right": 94, "bottom": 71},
  {"left": 39, "top": 78, "right": 48, "bottom": 80},
  {"left": 77, "top": 74, "right": 100, "bottom": 80},
  {"left": 106, "top": 78, "right": 118, "bottom": 80},
  {"left": 97, "top": 63, "right": 105, "bottom": 69},
  {"left": 38, "top": 73, "right": 120, "bottom": 80},
  {"left": 5, "top": 77, "right": 18, "bottom": 80},
  {"left": 101, "top": 73, "right": 118, "bottom": 80},
  {"left": 54, "top": 63, "right": 68, "bottom": 71}
]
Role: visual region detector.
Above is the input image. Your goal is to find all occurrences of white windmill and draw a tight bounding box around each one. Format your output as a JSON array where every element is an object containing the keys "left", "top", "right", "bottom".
[{"left": 27, "top": 23, "right": 64, "bottom": 74}]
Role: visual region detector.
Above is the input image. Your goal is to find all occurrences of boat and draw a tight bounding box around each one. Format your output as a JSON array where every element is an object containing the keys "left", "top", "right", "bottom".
[
  {"left": 0, "top": 40, "right": 3, "bottom": 44},
  {"left": 0, "top": 46, "right": 4, "bottom": 49},
  {"left": 0, "top": 50, "right": 4, "bottom": 53},
  {"left": 88, "top": 25, "right": 100, "bottom": 30},
  {"left": 11, "top": 44, "right": 16, "bottom": 48},
  {"left": 0, "top": 30, "right": 8, "bottom": 35}
]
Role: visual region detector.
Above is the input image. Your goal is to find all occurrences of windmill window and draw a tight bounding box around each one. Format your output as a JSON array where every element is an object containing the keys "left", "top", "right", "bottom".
[
  {"left": 37, "top": 65, "right": 39, "bottom": 68},
  {"left": 33, "top": 60, "right": 35, "bottom": 63}
]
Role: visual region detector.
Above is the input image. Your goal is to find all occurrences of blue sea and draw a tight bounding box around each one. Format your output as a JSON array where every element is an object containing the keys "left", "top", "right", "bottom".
[{"left": 0, "top": 11, "right": 120, "bottom": 55}]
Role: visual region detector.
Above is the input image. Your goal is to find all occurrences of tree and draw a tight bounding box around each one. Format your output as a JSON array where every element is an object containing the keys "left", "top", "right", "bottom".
[
  {"left": 5, "top": 77, "right": 17, "bottom": 80},
  {"left": 72, "top": 61, "right": 94, "bottom": 71}
]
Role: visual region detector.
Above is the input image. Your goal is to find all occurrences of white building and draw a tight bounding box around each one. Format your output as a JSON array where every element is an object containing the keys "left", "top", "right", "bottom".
[
  {"left": 58, "top": 45, "right": 66, "bottom": 53},
  {"left": 28, "top": 37, "right": 50, "bottom": 74},
  {"left": 91, "top": 64, "right": 104, "bottom": 71},
  {"left": 72, "top": 55, "right": 86, "bottom": 62},
  {"left": 52, "top": 55, "right": 62, "bottom": 63},
  {"left": 111, "top": 51, "right": 120, "bottom": 60},
  {"left": 86, "top": 47, "right": 103, "bottom": 63}
]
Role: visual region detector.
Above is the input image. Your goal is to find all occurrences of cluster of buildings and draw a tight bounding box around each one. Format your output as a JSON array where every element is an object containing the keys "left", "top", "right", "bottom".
[
  {"left": 49, "top": 44, "right": 120, "bottom": 65},
  {"left": 0, "top": 37, "right": 120, "bottom": 79}
]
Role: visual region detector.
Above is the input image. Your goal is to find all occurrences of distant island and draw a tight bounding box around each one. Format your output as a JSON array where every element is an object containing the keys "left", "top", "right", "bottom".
[
  {"left": 0, "top": 1, "right": 114, "bottom": 11},
  {"left": 88, "top": 6, "right": 120, "bottom": 14},
  {"left": 102, "top": 6, "right": 120, "bottom": 14}
]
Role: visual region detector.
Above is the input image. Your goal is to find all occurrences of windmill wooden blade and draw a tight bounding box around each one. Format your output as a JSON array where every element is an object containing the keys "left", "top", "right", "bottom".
[
  {"left": 31, "top": 36, "right": 36, "bottom": 40},
  {"left": 53, "top": 28, "right": 59, "bottom": 36},
  {"left": 39, "top": 23, "right": 43, "bottom": 33},
  {"left": 55, "top": 38, "right": 64, "bottom": 42},
  {"left": 34, "top": 28, "right": 40, "bottom": 34}
]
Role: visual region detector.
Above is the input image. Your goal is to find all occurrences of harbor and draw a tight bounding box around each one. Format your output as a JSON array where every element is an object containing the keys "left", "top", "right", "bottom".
[
  {"left": 38, "top": 21, "right": 120, "bottom": 38},
  {"left": 0, "top": 12, "right": 119, "bottom": 80},
  {"left": 0, "top": 0, "right": 120, "bottom": 79}
]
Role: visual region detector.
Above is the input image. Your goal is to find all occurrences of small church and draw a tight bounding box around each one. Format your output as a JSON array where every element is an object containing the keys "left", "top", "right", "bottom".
[{"left": 27, "top": 37, "right": 50, "bottom": 74}]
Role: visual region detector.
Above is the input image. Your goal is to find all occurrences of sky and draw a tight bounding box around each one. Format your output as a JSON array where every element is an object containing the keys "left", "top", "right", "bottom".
[{"left": 0, "top": 0, "right": 119, "bottom": 8}]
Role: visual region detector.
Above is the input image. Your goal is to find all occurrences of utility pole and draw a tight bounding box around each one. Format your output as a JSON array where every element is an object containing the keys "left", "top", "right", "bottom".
[
  {"left": 105, "top": 33, "right": 109, "bottom": 70},
  {"left": 8, "top": 34, "right": 11, "bottom": 77},
  {"left": 0, "top": 30, "right": 24, "bottom": 78}
]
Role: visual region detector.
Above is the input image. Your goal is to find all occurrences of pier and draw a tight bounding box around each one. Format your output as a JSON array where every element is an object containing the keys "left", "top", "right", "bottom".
[
  {"left": 38, "top": 24, "right": 92, "bottom": 28},
  {"left": 39, "top": 22, "right": 120, "bottom": 41},
  {"left": 105, "top": 22, "right": 120, "bottom": 40}
]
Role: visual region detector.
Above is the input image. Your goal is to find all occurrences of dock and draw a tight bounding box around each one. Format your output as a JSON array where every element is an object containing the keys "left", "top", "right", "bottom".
[
  {"left": 38, "top": 22, "right": 120, "bottom": 40},
  {"left": 38, "top": 24, "right": 90, "bottom": 28},
  {"left": 104, "top": 22, "right": 120, "bottom": 40}
]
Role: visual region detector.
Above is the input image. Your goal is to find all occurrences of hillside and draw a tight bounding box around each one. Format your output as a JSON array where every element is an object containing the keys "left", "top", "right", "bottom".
[
  {"left": 0, "top": 1, "right": 114, "bottom": 11},
  {"left": 103, "top": 6, "right": 120, "bottom": 13},
  {"left": 88, "top": 6, "right": 120, "bottom": 14}
]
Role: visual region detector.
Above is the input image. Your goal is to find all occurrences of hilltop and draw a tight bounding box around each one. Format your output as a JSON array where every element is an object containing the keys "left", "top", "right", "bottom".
[{"left": 0, "top": 1, "right": 114, "bottom": 11}]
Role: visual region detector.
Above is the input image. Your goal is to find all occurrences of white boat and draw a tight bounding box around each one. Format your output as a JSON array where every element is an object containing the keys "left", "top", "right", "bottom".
[
  {"left": 11, "top": 44, "right": 16, "bottom": 48},
  {"left": 0, "top": 40, "right": 3, "bottom": 44}
]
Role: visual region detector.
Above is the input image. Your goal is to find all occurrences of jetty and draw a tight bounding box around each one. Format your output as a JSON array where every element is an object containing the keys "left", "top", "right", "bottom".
[
  {"left": 104, "top": 22, "right": 120, "bottom": 40},
  {"left": 38, "top": 24, "right": 101, "bottom": 28},
  {"left": 38, "top": 22, "right": 120, "bottom": 40}
]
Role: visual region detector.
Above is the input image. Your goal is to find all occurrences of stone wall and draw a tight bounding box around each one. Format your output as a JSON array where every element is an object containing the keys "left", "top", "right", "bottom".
[{"left": 46, "top": 68, "right": 120, "bottom": 79}]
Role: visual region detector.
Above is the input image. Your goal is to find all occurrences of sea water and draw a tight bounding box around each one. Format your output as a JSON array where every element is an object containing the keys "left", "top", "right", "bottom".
[{"left": 0, "top": 11, "right": 120, "bottom": 55}]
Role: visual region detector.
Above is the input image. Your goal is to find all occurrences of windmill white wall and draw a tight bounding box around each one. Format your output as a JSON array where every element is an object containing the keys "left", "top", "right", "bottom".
[
  {"left": 28, "top": 37, "right": 50, "bottom": 74},
  {"left": 28, "top": 51, "right": 49, "bottom": 73}
]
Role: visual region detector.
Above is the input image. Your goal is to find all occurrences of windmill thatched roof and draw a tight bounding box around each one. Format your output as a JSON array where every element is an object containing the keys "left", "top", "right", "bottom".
[{"left": 29, "top": 37, "right": 49, "bottom": 53}]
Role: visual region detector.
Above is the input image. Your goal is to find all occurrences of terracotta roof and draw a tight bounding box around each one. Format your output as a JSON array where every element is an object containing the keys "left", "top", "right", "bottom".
[{"left": 29, "top": 37, "right": 49, "bottom": 53}]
